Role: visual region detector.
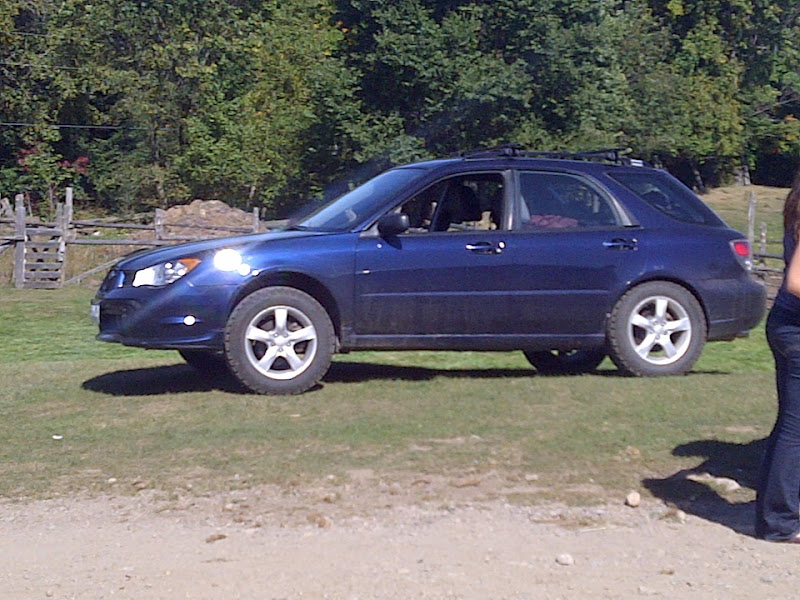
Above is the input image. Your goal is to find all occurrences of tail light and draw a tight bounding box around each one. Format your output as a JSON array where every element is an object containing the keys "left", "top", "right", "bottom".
[{"left": 730, "top": 239, "right": 753, "bottom": 271}]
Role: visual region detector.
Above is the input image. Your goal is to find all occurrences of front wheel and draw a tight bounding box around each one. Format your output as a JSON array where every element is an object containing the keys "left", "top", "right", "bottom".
[
  {"left": 523, "top": 349, "right": 606, "bottom": 375},
  {"left": 607, "top": 282, "right": 706, "bottom": 377},
  {"left": 224, "top": 287, "right": 335, "bottom": 395}
]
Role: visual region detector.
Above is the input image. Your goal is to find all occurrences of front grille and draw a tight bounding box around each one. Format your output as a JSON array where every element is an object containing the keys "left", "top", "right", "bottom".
[
  {"left": 98, "top": 299, "right": 141, "bottom": 334},
  {"left": 99, "top": 311, "right": 123, "bottom": 332}
]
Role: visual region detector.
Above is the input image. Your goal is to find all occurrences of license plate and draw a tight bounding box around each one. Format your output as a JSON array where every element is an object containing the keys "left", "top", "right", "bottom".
[{"left": 90, "top": 302, "right": 100, "bottom": 325}]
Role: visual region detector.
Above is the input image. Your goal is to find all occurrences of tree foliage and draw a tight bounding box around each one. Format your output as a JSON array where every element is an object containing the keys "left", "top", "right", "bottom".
[{"left": 1, "top": 0, "right": 799, "bottom": 215}]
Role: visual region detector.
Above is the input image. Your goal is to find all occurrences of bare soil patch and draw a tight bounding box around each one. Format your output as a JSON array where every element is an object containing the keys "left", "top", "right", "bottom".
[
  {"left": 2, "top": 471, "right": 799, "bottom": 599},
  {"left": 157, "top": 199, "right": 271, "bottom": 238}
]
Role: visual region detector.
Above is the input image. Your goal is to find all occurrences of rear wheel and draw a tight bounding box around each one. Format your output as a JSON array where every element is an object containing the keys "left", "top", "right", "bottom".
[
  {"left": 607, "top": 281, "right": 706, "bottom": 376},
  {"left": 523, "top": 348, "right": 606, "bottom": 375},
  {"left": 224, "top": 287, "right": 335, "bottom": 395}
]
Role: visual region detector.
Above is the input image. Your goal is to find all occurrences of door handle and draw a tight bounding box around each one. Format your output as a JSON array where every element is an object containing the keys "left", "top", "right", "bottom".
[
  {"left": 603, "top": 238, "right": 637, "bottom": 251},
  {"left": 466, "top": 241, "right": 505, "bottom": 255}
]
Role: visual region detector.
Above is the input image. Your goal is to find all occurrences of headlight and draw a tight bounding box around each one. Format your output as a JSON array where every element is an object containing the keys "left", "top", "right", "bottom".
[
  {"left": 132, "top": 257, "right": 201, "bottom": 287},
  {"left": 213, "top": 248, "right": 252, "bottom": 276},
  {"left": 213, "top": 248, "right": 243, "bottom": 272}
]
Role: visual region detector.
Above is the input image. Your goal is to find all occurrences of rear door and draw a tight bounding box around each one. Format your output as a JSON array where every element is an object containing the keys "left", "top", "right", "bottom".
[{"left": 501, "top": 170, "right": 647, "bottom": 336}]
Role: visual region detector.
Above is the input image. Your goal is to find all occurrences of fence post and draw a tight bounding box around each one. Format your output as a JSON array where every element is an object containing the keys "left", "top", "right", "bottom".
[
  {"left": 252, "top": 207, "right": 259, "bottom": 232},
  {"left": 13, "top": 194, "right": 25, "bottom": 289},
  {"left": 154, "top": 208, "right": 164, "bottom": 240},
  {"left": 747, "top": 190, "right": 756, "bottom": 245},
  {"left": 64, "top": 187, "right": 74, "bottom": 241}
]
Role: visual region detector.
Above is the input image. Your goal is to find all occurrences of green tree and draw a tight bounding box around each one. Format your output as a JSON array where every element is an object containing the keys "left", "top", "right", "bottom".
[
  {"left": 1, "top": 0, "right": 356, "bottom": 214},
  {"left": 645, "top": 0, "right": 800, "bottom": 183}
]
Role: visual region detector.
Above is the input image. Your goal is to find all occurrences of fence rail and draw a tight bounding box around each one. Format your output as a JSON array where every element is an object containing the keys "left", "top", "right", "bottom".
[
  {"left": 0, "top": 186, "right": 788, "bottom": 294},
  {"left": 1, "top": 188, "right": 265, "bottom": 289}
]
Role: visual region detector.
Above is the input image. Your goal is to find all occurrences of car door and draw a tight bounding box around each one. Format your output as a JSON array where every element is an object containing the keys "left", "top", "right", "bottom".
[
  {"left": 501, "top": 170, "right": 647, "bottom": 337},
  {"left": 353, "top": 173, "right": 515, "bottom": 338}
]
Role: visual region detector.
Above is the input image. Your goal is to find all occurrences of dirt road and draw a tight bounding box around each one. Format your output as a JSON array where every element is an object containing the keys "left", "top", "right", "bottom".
[{"left": 2, "top": 473, "right": 799, "bottom": 600}]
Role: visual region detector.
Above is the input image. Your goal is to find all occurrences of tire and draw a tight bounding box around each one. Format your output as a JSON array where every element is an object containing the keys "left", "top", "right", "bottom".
[
  {"left": 224, "top": 287, "right": 335, "bottom": 395},
  {"left": 523, "top": 349, "right": 606, "bottom": 375},
  {"left": 178, "top": 349, "right": 228, "bottom": 376},
  {"left": 606, "top": 282, "right": 706, "bottom": 377}
]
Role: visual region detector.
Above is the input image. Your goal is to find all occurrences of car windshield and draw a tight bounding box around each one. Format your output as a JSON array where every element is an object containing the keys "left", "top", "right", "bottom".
[{"left": 294, "top": 167, "right": 427, "bottom": 232}]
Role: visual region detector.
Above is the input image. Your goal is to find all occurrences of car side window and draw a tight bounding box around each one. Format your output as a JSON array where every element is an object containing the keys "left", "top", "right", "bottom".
[
  {"left": 607, "top": 170, "right": 720, "bottom": 225},
  {"left": 398, "top": 174, "right": 506, "bottom": 233},
  {"left": 517, "top": 172, "right": 619, "bottom": 230}
]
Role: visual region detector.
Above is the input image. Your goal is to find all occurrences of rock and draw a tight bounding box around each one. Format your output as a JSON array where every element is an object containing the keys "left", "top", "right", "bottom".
[
  {"left": 637, "top": 585, "right": 656, "bottom": 595},
  {"left": 625, "top": 491, "right": 641, "bottom": 508},
  {"left": 686, "top": 472, "right": 741, "bottom": 492},
  {"left": 660, "top": 507, "right": 687, "bottom": 524},
  {"left": 555, "top": 553, "right": 575, "bottom": 566}
]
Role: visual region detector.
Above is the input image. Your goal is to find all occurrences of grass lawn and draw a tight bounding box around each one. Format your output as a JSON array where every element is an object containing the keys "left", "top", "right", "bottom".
[{"left": 0, "top": 286, "right": 777, "bottom": 509}]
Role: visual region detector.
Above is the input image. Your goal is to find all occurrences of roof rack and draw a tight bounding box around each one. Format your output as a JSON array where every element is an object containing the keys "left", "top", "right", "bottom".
[{"left": 458, "top": 144, "right": 645, "bottom": 166}]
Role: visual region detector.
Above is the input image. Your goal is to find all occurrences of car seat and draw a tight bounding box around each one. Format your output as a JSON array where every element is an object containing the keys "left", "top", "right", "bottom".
[{"left": 432, "top": 184, "right": 481, "bottom": 231}]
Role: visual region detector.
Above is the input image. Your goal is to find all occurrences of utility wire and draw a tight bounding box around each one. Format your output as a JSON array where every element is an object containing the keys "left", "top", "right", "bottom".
[
  {"left": 0, "top": 60, "right": 79, "bottom": 71},
  {"left": 0, "top": 122, "right": 152, "bottom": 130},
  {"left": 5, "top": 30, "right": 56, "bottom": 38}
]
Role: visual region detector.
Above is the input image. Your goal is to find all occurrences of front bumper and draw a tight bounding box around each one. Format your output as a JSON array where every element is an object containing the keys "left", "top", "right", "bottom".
[{"left": 92, "top": 281, "right": 238, "bottom": 351}]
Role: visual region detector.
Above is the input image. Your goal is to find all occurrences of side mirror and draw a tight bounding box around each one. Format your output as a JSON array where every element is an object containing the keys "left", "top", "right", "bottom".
[{"left": 377, "top": 213, "right": 410, "bottom": 237}]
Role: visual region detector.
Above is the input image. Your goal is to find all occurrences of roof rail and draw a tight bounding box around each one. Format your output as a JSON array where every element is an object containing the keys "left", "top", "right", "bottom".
[{"left": 458, "top": 144, "right": 645, "bottom": 166}]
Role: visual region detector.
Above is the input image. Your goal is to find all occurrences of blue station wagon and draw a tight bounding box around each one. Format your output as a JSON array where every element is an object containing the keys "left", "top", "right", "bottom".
[{"left": 92, "top": 147, "right": 766, "bottom": 394}]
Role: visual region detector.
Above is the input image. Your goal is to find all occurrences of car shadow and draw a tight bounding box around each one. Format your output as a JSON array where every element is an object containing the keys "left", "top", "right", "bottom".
[
  {"left": 82, "top": 364, "right": 247, "bottom": 396},
  {"left": 325, "top": 362, "right": 729, "bottom": 382},
  {"left": 82, "top": 361, "right": 734, "bottom": 396},
  {"left": 324, "top": 361, "right": 536, "bottom": 383},
  {"left": 642, "top": 438, "right": 765, "bottom": 537}
]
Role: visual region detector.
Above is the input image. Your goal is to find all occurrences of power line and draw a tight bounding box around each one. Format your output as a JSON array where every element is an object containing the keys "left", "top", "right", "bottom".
[
  {"left": 0, "top": 122, "right": 151, "bottom": 130},
  {"left": 5, "top": 30, "right": 50, "bottom": 37},
  {"left": 0, "top": 60, "right": 79, "bottom": 71},
  {"left": 2, "top": 29, "right": 73, "bottom": 40}
]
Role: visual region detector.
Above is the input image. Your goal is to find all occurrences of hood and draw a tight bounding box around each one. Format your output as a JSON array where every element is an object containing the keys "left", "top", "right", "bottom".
[{"left": 115, "top": 229, "right": 330, "bottom": 271}]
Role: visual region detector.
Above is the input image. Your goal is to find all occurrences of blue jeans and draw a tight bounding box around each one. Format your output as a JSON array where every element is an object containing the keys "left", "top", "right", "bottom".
[{"left": 757, "top": 304, "right": 800, "bottom": 540}]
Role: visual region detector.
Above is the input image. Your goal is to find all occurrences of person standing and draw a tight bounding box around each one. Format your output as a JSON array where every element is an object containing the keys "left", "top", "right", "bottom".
[{"left": 757, "top": 168, "right": 800, "bottom": 542}]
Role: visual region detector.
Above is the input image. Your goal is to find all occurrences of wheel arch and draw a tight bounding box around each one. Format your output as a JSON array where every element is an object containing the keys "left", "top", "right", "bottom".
[
  {"left": 605, "top": 276, "right": 710, "bottom": 376},
  {"left": 230, "top": 271, "right": 342, "bottom": 342},
  {"left": 612, "top": 275, "right": 709, "bottom": 332}
]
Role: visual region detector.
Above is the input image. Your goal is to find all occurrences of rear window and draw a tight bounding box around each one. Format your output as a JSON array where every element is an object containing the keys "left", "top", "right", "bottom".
[{"left": 608, "top": 171, "right": 722, "bottom": 226}]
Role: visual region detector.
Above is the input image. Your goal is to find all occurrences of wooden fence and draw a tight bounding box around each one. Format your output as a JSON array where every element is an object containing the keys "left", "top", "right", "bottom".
[
  {"left": 0, "top": 186, "right": 785, "bottom": 294},
  {"left": 0, "top": 188, "right": 265, "bottom": 289},
  {"left": 747, "top": 191, "right": 783, "bottom": 302}
]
